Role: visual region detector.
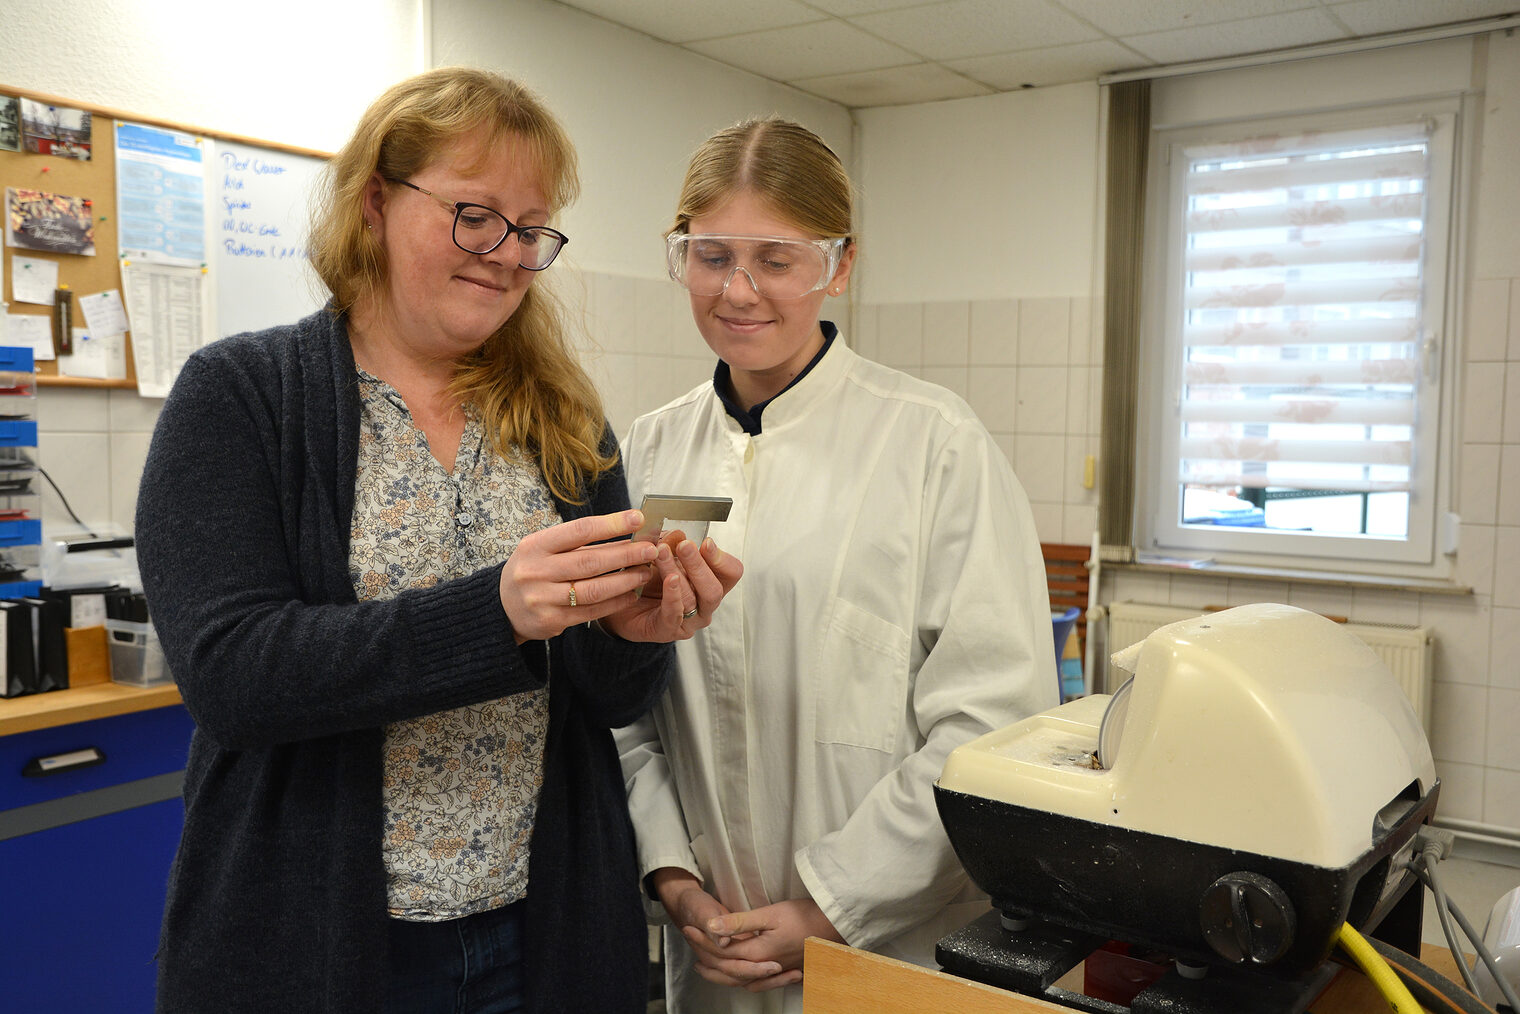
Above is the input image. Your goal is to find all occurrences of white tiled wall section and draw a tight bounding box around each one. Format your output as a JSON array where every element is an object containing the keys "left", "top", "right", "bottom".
[
  {"left": 36, "top": 387, "right": 161, "bottom": 534},
  {"left": 854, "top": 297, "right": 1100, "bottom": 547}
]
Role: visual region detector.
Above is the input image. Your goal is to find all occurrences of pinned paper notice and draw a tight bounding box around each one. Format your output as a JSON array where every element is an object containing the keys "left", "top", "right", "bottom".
[
  {"left": 58, "top": 326, "right": 127, "bottom": 380},
  {"left": 78, "top": 289, "right": 128, "bottom": 339},
  {"left": 10, "top": 256, "right": 59, "bottom": 305},
  {"left": 3, "top": 313, "right": 55, "bottom": 360}
]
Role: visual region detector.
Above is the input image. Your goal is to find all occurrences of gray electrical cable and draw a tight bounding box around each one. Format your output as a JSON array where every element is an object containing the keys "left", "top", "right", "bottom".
[
  {"left": 1409, "top": 861, "right": 1520, "bottom": 1013},
  {"left": 1411, "top": 851, "right": 1484, "bottom": 996}
]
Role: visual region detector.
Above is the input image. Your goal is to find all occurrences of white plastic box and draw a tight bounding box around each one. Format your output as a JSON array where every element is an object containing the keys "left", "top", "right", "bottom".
[{"left": 105, "top": 619, "right": 171, "bottom": 687}]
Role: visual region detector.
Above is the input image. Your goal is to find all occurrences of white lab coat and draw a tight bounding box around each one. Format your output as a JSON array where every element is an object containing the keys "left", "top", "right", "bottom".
[{"left": 616, "top": 337, "right": 1057, "bottom": 1014}]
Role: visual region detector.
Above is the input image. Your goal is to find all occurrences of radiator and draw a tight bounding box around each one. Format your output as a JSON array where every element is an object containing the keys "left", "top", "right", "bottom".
[{"left": 1104, "top": 601, "right": 1434, "bottom": 733}]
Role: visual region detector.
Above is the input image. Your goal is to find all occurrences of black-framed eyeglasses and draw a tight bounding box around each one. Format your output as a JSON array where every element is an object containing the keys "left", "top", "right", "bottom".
[{"left": 383, "top": 177, "right": 569, "bottom": 270}]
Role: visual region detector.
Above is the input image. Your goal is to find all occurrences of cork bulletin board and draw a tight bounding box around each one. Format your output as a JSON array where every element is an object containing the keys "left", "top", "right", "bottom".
[{"left": 0, "top": 85, "right": 330, "bottom": 390}]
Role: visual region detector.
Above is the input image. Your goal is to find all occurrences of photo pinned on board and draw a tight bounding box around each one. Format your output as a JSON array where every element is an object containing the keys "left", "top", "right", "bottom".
[
  {"left": 6, "top": 188, "right": 97, "bottom": 256},
  {"left": 0, "top": 97, "right": 19, "bottom": 153},
  {"left": 19, "top": 98, "right": 91, "bottom": 161}
]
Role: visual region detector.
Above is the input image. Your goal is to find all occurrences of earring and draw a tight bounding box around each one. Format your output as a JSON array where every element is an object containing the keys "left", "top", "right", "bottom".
[{"left": 829, "top": 287, "right": 840, "bottom": 296}]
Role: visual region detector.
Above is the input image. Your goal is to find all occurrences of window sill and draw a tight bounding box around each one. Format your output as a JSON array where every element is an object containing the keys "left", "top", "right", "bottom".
[{"left": 1111, "top": 558, "right": 1472, "bottom": 596}]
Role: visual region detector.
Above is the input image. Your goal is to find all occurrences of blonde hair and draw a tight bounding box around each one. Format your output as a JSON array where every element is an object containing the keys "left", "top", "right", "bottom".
[
  {"left": 308, "top": 67, "right": 613, "bottom": 502},
  {"left": 671, "top": 117, "right": 855, "bottom": 241}
]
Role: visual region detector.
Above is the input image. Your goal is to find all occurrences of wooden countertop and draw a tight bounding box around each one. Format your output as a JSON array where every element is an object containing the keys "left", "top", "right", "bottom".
[
  {"left": 0, "top": 682, "right": 182, "bottom": 737},
  {"left": 803, "top": 938, "right": 1476, "bottom": 1014}
]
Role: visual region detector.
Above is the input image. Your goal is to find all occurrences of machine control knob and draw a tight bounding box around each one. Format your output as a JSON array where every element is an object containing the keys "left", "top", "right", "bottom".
[{"left": 1198, "top": 872, "right": 1296, "bottom": 966}]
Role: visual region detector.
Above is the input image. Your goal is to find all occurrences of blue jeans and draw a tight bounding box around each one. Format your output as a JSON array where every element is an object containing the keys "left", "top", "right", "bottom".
[{"left": 384, "top": 901, "right": 526, "bottom": 1014}]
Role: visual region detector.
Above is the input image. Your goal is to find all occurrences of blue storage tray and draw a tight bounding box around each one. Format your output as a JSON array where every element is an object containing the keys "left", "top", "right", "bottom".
[
  {"left": 0, "top": 517, "right": 42, "bottom": 546},
  {"left": 0, "top": 419, "right": 37, "bottom": 447},
  {"left": 0, "top": 346, "right": 36, "bottom": 372},
  {"left": 0, "top": 705, "right": 195, "bottom": 809}
]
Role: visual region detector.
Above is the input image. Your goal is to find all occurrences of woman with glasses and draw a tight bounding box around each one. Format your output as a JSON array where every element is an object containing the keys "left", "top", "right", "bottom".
[
  {"left": 617, "top": 118, "right": 1056, "bottom": 1013},
  {"left": 135, "top": 68, "right": 740, "bottom": 1014}
]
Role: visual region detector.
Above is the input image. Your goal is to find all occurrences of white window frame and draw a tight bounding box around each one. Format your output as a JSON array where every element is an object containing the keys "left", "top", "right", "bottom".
[{"left": 1135, "top": 98, "right": 1463, "bottom": 576}]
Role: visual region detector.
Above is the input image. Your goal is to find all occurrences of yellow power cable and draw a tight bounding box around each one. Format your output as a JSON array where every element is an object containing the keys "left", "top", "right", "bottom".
[{"left": 1336, "top": 922, "right": 1425, "bottom": 1013}]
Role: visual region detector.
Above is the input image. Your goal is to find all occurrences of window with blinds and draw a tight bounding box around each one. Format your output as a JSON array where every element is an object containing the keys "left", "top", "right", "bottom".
[{"left": 1145, "top": 108, "right": 1457, "bottom": 566}]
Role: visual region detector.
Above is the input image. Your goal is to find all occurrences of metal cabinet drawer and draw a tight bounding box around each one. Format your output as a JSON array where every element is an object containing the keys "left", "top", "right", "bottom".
[{"left": 0, "top": 705, "right": 194, "bottom": 810}]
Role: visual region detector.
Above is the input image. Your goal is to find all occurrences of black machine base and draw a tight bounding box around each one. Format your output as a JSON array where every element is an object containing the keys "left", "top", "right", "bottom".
[{"left": 937, "top": 910, "right": 1346, "bottom": 1014}]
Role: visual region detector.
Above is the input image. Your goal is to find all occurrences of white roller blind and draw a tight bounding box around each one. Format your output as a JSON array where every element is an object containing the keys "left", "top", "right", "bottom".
[{"left": 1176, "top": 121, "right": 1431, "bottom": 498}]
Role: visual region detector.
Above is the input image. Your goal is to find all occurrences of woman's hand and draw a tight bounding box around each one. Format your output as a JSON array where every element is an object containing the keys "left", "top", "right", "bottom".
[
  {"left": 499, "top": 509, "right": 663, "bottom": 643},
  {"left": 649, "top": 869, "right": 786, "bottom": 991},
  {"left": 599, "top": 532, "right": 743, "bottom": 643},
  {"left": 695, "top": 898, "right": 844, "bottom": 992}
]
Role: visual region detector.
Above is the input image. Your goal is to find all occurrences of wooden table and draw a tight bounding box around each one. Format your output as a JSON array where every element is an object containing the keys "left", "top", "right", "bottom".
[
  {"left": 803, "top": 937, "right": 1476, "bottom": 1013},
  {"left": 0, "top": 681, "right": 181, "bottom": 737}
]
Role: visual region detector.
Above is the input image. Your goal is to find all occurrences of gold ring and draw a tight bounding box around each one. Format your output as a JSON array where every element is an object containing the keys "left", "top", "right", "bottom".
[
  {"left": 568, "top": 584, "right": 578, "bottom": 608},
  {"left": 683, "top": 607, "right": 698, "bottom": 620}
]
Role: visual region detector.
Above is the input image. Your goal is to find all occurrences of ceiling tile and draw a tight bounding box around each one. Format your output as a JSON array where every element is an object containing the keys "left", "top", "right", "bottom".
[
  {"left": 1052, "top": 0, "right": 1322, "bottom": 37},
  {"left": 793, "top": 61, "right": 995, "bottom": 106},
  {"left": 554, "top": 0, "right": 827, "bottom": 44},
  {"left": 686, "top": 19, "right": 920, "bottom": 80},
  {"left": 853, "top": 0, "right": 1102, "bottom": 60},
  {"left": 1327, "top": 0, "right": 1520, "bottom": 35},
  {"left": 949, "top": 39, "right": 1153, "bottom": 89},
  {"left": 1122, "top": 8, "right": 1353, "bottom": 64},
  {"left": 799, "top": 0, "right": 946, "bottom": 15}
]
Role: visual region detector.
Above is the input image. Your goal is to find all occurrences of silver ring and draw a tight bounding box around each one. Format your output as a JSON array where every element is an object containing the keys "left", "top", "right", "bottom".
[
  {"left": 683, "top": 608, "right": 698, "bottom": 620},
  {"left": 568, "top": 584, "right": 578, "bottom": 608}
]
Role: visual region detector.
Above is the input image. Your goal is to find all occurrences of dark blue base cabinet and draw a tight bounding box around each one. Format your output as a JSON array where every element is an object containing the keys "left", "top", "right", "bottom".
[{"left": 1, "top": 706, "right": 195, "bottom": 1013}]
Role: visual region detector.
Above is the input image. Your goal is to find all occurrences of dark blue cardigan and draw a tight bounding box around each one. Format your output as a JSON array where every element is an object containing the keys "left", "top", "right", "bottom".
[{"left": 136, "top": 309, "right": 670, "bottom": 1013}]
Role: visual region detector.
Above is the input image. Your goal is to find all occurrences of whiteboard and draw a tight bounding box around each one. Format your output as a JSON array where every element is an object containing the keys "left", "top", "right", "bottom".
[{"left": 208, "top": 140, "right": 329, "bottom": 338}]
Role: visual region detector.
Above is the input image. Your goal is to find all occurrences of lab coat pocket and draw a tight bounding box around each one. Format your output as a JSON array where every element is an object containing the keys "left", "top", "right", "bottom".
[{"left": 815, "top": 599, "right": 910, "bottom": 752}]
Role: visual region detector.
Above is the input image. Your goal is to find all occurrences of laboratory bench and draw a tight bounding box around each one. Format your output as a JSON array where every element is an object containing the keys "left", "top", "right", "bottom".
[{"left": 1, "top": 686, "right": 190, "bottom": 1012}]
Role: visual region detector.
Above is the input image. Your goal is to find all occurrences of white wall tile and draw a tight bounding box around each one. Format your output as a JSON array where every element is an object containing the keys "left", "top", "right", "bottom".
[
  {"left": 1506, "top": 364, "right": 1520, "bottom": 446},
  {"left": 968, "top": 366, "right": 1018, "bottom": 433},
  {"left": 1484, "top": 767, "right": 1520, "bottom": 828},
  {"left": 1497, "top": 528, "right": 1520, "bottom": 609},
  {"left": 851, "top": 303, "right": 879, "bottom": 362},
  {"left": 1350, "top": 588, "right": 1421, "bottom": 625},
  {"left": 38, "top": 388, "right": 109, "bottom": 433},
  {"left": 1501, "top": 446, "right": 1520, "bottom": 527},
  {"left": 634, "top": 277, "right": 674, "bottom": 355},
  {"left": 1486, "top": 689, "right": 1520, "bottom": 770},
  {"left": 1065, "top": 367, "right": 1090, "bottom": 437},
  {"left": 992, "top": 433, "right": 1017, "bottom": 470},
  {"left": 1510, "top": 279, "right": 1520, "bottom": 361},
  {"left": 1062, "top": 503, "right": 1097, "bottom": 545},
  {"left": 1464, "top": 363, "right": 1507, "bottom": 443},
  {"left": 1491, "top": 606, "right": 1520, "bottom": 692},
  {"left": 1225, "top": 579, "right": 1286, "bottom": 606},
  {"left": 920, "top": 366, "right": 968, "bottom": 401},
  {"left": 107, "top": 390, "right": 164, "bottom": 434},
  {"left": 632, "top": 357, "right": 673, "bottom": 422},
  {"left": 875, "top": 303, "right": 923, "bottom": 368},
  {"left": 670, "top": 286, "right": 702, "bottom": 356},
  {"left": 1016, "top": 366, "right": 1069, "bottom": 435},
  {"left": 1422, "top": 594, "right": 1492, "bottom": 687},
  {"left": 1029, "top": 501, "right": 1063, "bottom": 544},
  {"left": 1285, "top": 584, "right": 1356, "bottom": 619},
  {"left": 591, "top": 273, "right": 637, "bottom": 353},
  {"left": 37, "top": 432, "right": 112, "bottom": 530},
  {"left": 922, "top": 302, "right": 969, "bottom": 366},
  {"left": 1014, "top": 434, "right": 1065, "bottom": 503},
  {"left": 1069, "top": 297, "right": 1093, "bottom": 367},
  {"left": 1433, "top": 761, "right": 1484, "bottom": 822},
  {"left": 1018, "top": 297, "right": 1070, "bottom": 366},
  {"left": 1460, "top": 443, "right": 1502, "bottom": 525},
  {"left": 1108, "top": 568, "right": 1171, "bottom": 605},
  {"left": 1065, "top": 435, "right": 1098, "bottom": 506},
  {"left": 1431, "top": 681, "right": 1489, "bottom": 765},
  {"left": 1467, "top": 277, "right": 1512, "bottom": 362},
  {"left": 969, "top": 299, "right": 1017, "bottom": 365},
  {"left": 109, "top": 431, "right": 153, "bottom": 531},
  {"left": 1168, "top": 575, "right": 1229, "bottom": 610},
  {"left": 598, "top": 353, "right": 638, "bottom": 438},
  {"left": 1454, "top": 523, "right": 1497, "bottom": 597}
]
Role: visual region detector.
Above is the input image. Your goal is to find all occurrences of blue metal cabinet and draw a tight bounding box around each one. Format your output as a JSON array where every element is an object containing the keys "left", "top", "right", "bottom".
[{"left": 0, "top": 705, "right": 194, "bottom": 1013}]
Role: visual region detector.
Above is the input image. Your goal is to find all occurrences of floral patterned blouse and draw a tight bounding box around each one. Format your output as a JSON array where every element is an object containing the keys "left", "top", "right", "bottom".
[{"left": 350, "top": 369, "right": 557, "bottom": 921}]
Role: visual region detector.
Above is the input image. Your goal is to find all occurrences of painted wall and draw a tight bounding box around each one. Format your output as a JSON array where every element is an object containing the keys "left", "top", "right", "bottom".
[{"left": 1, "top": 1, "right": 1514, "bottom": 834}]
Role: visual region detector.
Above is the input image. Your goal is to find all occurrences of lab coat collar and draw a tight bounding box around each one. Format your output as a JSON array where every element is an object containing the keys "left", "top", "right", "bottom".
[{"left": 712, "top": 321, "right": 845, "bottom": 435}]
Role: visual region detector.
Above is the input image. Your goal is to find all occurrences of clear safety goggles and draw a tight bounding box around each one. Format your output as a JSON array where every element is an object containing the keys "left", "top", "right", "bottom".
[{"left": 666, "top": 233, "right": 848, "bottom": 300}]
